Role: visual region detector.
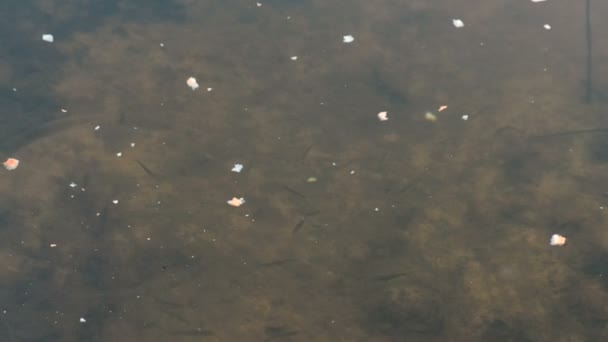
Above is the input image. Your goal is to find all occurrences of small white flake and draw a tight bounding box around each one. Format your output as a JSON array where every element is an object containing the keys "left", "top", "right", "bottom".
[
  {"left": 130, "top": 143, "right": 135, "bottom": 147},
  {"left": 256, "top": 2, "right": 262, "bottom": 7},
  {"left": 290, "top": 56, "right": 298, "bottom": 61},
  {"left": 227, "top": 197, "right": 246, "bottom": 207},
  {"left": 187, "top": 77, "right": 199, "bottom": 90},
  {"left": 543, "top": 24, "right": 551, "bottom": 30},
  {"left": 3, "top": 158, "right": 19, "bottom": 171},
  {"left": 350, "top": 170, "right": 355, "bottom": 175},
  {"left": 69, "top": 182, "right": 77, "bottom": 188},
  {"left": 207, "top": 87, "right": 213, "bottom": 92},
  {"left": 61, "top": 108, "right": 67, "bottom": 113},
  {"left": 231, "top": 164, "right": 244, "bottom": 173},
  {"left": 94, "top": 125, "right": 100, "bottom": 131},
  {"left": 160, "top": 43, "right": 164, "bottom": 47},
  {"left": 116, "top": 152, "right": 122, "bottom": 157},
  {"left": 452, "top": 19, "right": 464, "bottom": 28},
  {"left": 377, "top": 111, "right": 388, "bottom": 121},
  {"left": 42, "top": 34, "right": 54, "bottom": 43},
  {"left": 79, "top": 317, "right": 86, "bottom": 323},
  {"left": 461, "top": 115, "right": 469, "bottom": 121},
  {"left": 343, "top": 35, "right": 355, "bottom": 43},
  {"left": 531, "top": 0, "right": 546, "bottom": 2},
  {"left": 550, "top": 234, "right": 566, "bottom": 246},
  {"left": 50, "top": 244, "right": 57, "bottom": 248},
  {"left": 112, "top": 200, "right": 119, "bottom": 204}
]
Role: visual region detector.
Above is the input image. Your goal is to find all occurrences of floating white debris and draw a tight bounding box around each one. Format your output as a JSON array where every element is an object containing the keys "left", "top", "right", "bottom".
[
  {"left": 377, "top": 111, "right": 388, "bottom": 121},
  {"left": 531, "top": 0, "right": 546, "bottom": 2},
  {"left": 543, "top": 24, "right": 551, "bottom": 30},
  {"left": 425, "top": 111, "right": 437, "bottom": 122},
  {"left": 112, "top": 200, "right": 119, "bottom": 204},
  {"left": 257, "top": 2, "right": 262, "bottom": 7},
  {"left": 3, "top": 158, "right": 19, "bottom": 171},
  {"left": 227, "top": 197, "right": 246, "bottom": 207},
  {"left": 207, "top": 87, "right": 213, "bottom": 92},
  {"left": 186, "top": 77, "right": 199, "bottom": 90},
  {"left": 452, "top": 19, "right": 464, "bottom": 28},
  {"left": 42, "top": 34, "right": 54, "bottom": 43},
  {"left": 438, "top": 105, "right": 448, "bottom": 112},
  {"left": 343, "top": 35, "right": 355, "bottom": 43},
  {"left": 79, "top": 317, "right": 86, "bottom": 323},
  {"left": 130, "top": 142, "right": 135, "bottom": 147},
  {"left": 290, "top": 56, "right": 298, "bottom": 61},
  {"left": 461, "top": 114, "right": 469, "bottom": 121},
  {"left": 69, "top": 182, "right": 77, "bottom": 188},
  {"left": 50, "top": 243, "right": 57, "bottom": 248},
  {"left": 116, "top": 152, "right": 122, "bottom": 157},
  {"left": 61, "top": 108, "right": 67, "bottom": 113},
  {"left": 160, "top": 42, "right": 164, "bottom": 48},
  {"left": 94, "top": 125, "right": 100, "bottom": 131},
  {"left": 550, "top": 234, "right": 566, "bottom": 246},
  {"left": 231, "top": 164, "right": 244, "bottom": 173}
]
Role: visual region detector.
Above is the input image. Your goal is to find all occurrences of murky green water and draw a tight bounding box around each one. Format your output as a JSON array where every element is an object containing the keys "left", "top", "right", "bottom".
[{"left": 1, "top": 0, "right": 608, "bottom": 341}]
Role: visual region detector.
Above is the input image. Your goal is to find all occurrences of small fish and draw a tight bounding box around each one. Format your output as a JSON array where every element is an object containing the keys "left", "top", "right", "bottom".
[
  {"left": 169, "top": 329, "right": 213, "bottom": 336},
  {"left": 292, "top": 218, "right": 305, "bottom": 234},
  {"left": 371, "top": 272, "right": 408, "bottom": 281},
  {"left": 259, "top": 258, "right": 296, "bottom": 267},
  {"left": 282, "top": 185, "right": 306, "bottom": 199},
  {"left": 136, "top": 160, "right": 159, "bottom": 178}
]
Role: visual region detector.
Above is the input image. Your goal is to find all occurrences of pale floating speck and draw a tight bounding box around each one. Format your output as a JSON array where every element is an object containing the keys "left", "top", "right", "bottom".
[
  {"left": 461, "top": 114, "right": 469, "bottom": 121},
  {"left": 227, "top": 197, "right": 246, "bottom": 207},
  {"left": 377, "top": 111, "right": 388, "bottom": 121},
  {"left": 79, "top": 318, "right": 86, "bottom": 323},
  {"left": 343, "top": 35, "right": 355, "bottom": 43},
  {"left": 116, "top": 152, "right": 122, "bottom": 157},
  {"left": 350, "top": 170, "right": 356, "bottom": 175},
  {"left": 531, "top": 0, "right": 546, "bottom": 2},
  {"left": 61, "top": 108, "right": 68, "bottom": 113},
  {"left": 307, "top": 177, "right": 317, "bottom": 183},
  {"left": 257, "top": 2, "right": 262, "bottom": 7},
  {"left": 42, "top": 34, "right": 54, "bottom": 43},
  {"left": 186, "top": 77, "right": 199, "bottom": 90},
  {"left": 438, "top": 105, "right": 448, "bottom": 112},
  {"left": 50, "top": 243, "right": 57, "bottom": 248},
  {"left": 3, "top": 158, "right": 19, "bottom": 171},
  {"left": 207, "top": 87, "right": 213, "bottom": 92},
  {"left": 550, "top": 234, "right": 567, "bottom": 246},
  {"left": 160, "top": 42, "right": 164, "bottom": 47},
  {"left": 291, "top": 56, "right": 298, "bottom": 61},
  {"left": 130, "top": 142, "right": 135, "bottom": 147},
  {"left": 69, "top": 182, "right": 77, "bottom": 188},
  {"left": 543, "top": 24, "right": 551, "bottom": 30},
  {"left": 452, "top": 19, "right": 464, "bottom": 28},
  {"left": 94, "top": 125, "right": 100, "bottom": 131},
  {"left": 112, "top": 199, "right": 119, "bottom": 204},
  {"left": 231, "top": 163, "right": 244, "bottom": 173},
  {"left": 425, "top": 112, "right": 437, "bottom": 122}
]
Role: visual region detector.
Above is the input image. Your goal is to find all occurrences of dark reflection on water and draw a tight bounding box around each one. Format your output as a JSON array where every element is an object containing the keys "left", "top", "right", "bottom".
[{"left": 2, "top": 0, "right": 608, "bottom": 341}]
